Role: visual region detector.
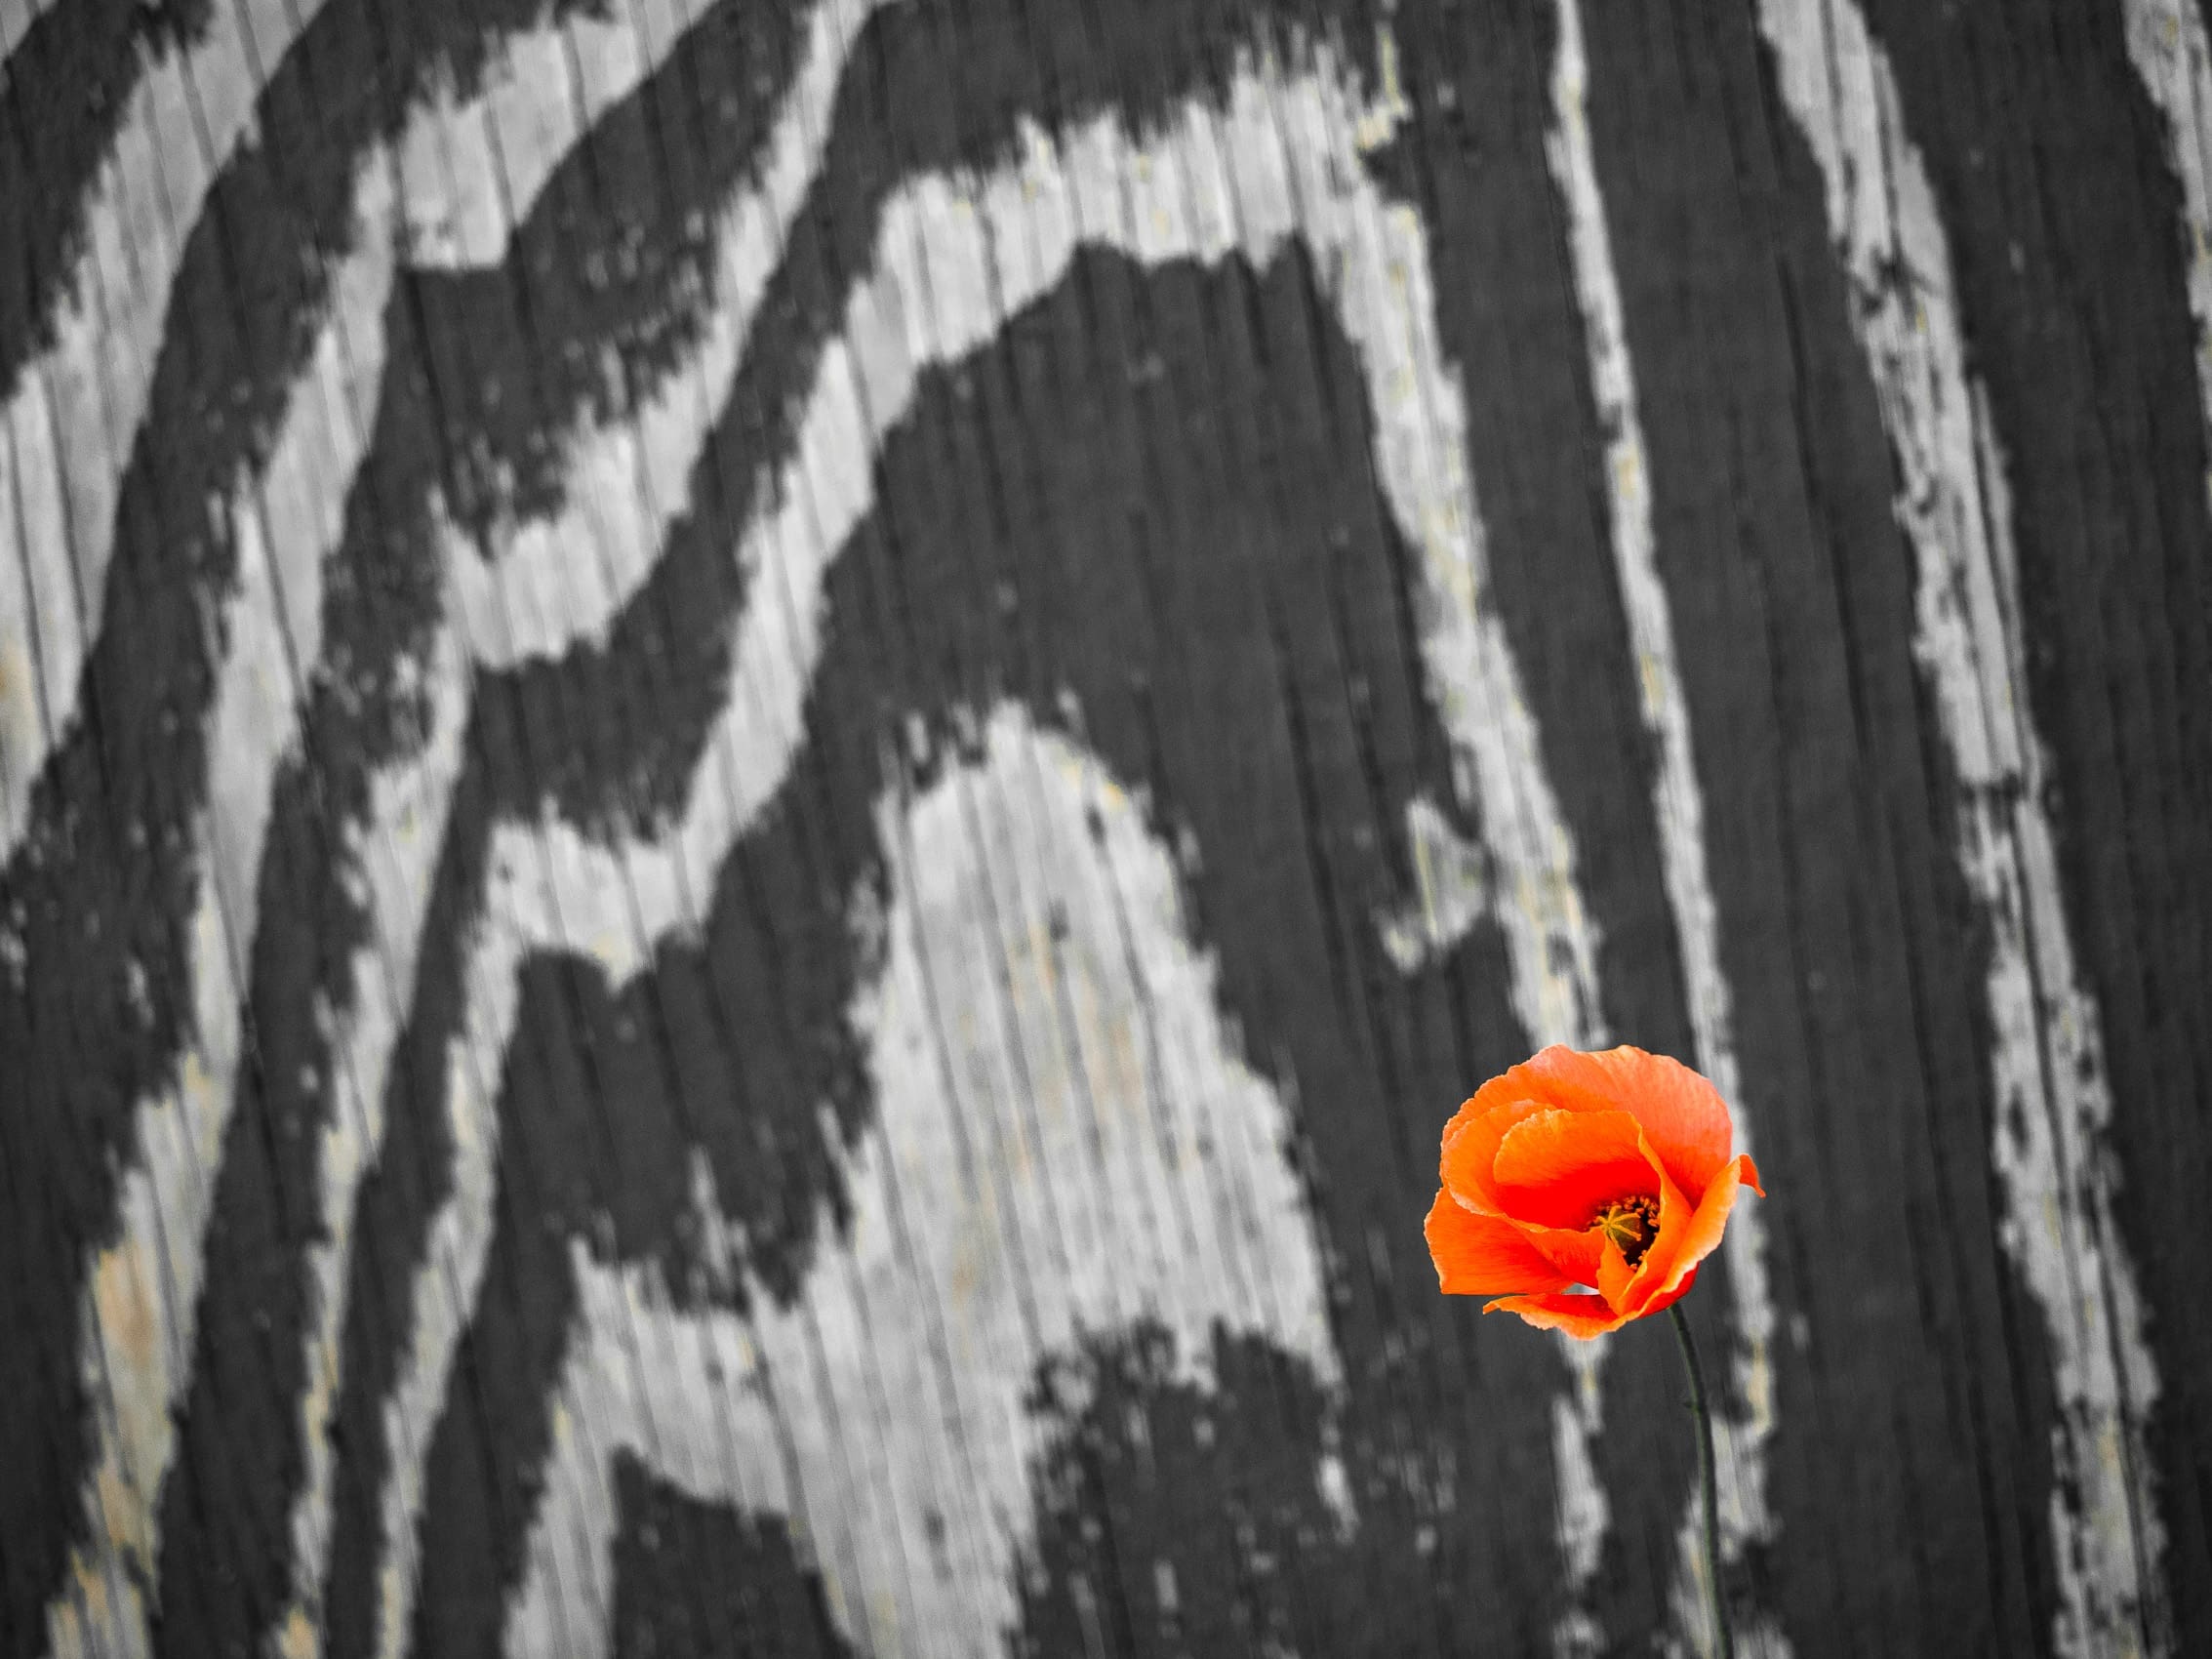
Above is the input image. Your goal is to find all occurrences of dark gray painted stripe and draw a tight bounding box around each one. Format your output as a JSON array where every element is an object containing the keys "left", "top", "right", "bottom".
[
  {"left": 141, "top": 3, "right": 817, "bottom": 1654},
  {"left": 1573, "top": 0, "right": 2072, "bottom": 1648},
  {"left": 1849, "top": 0, "right": 2212, "bottom": 1647},
  {"left": 0, "top": 0, "right": 663, "bottom": 1645},
  {"left": 0, "top": 0, "right": 216, "bottom": 406},
  {"left": 398, "top": 240, "right": 1561, "bottom": 1659}
]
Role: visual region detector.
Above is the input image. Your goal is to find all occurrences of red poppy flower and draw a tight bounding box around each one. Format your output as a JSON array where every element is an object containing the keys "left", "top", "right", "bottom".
[{"left": 1424, "top": 1045, "right": 1763, "bottom": 1338}]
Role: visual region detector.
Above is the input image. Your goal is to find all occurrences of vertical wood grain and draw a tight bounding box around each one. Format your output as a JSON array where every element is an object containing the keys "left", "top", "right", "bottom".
[{"left": 6, "top": 1, "right": 2211, "bottom": 1656}]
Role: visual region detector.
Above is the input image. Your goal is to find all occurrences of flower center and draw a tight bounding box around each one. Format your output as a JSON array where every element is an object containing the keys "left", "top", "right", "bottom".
[{"left": 1589, "top": 1194, "right": 1660, "bottom": 1266}]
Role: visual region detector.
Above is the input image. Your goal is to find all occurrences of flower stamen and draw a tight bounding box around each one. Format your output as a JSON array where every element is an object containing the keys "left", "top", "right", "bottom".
[{"left": 1589, "top": 1194, "right": 1660, "bottom": 1266}]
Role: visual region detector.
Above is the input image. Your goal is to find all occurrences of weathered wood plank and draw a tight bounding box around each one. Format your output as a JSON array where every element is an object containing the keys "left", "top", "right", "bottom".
[
  {"left": 1545, "top": 6, "right": 1783, "bottom": 1651},
  {"left": 1841, "top": 0, "right": 2212, "bottom": 1647},
  {"left": 1753, "top": 0, "right": 2165, "bottom": 1648},
  {"left": 0, "top": 0, "right": 330, "bottom": 851},
  {"left": 6, "top": 0, "right": 2211, "bottom": 1656}
]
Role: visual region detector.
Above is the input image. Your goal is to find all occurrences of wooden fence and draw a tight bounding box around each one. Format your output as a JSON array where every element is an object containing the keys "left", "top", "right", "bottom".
[{"left": 3, "top": 0, "right": 2207, "bottom": 1653}]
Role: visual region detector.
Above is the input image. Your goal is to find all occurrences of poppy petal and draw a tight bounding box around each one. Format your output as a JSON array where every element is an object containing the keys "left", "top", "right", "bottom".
[
  {"left": 1436, "top": 1067, "right": 1558, "bottom": 1156},
  {"left": 1623, "top": 1153, "right": 1751, "bottom": 1316},
  {"left": 1425, "top": 1190, "right": 1575, "bottom": 1297},
  {"left": 1590, "top": 1157, "right": 1688, "bottom": 1312},
  {"left": 1491, "top": 1109, "right": 1663, "bottom": 1229},
  {"left": 1482, "top": 1290, "right": 1627, "bottom": 1340},
  {"left": 1520, "top": 1221, "right": 1607, "bottom": 1291},
  {"left": 1636, "top": 1266, "right": 1700, "bottom": 1321},
  {"left": 1522, "top": 1045, "right": 1734, "bottom": 1203},
  {"left": 1441, "top": 1095, "right": 1550, "bottom": 1216},
  {"left": 1595, "top": 1231, "right": 1638, "bottom": 1313}
]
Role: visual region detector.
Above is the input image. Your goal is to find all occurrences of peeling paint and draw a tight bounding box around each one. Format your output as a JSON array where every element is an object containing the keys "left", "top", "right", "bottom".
[
  {"left": 43, "top": 161, "right": 398, "bottom": 1659},
  {"left": 503, "top": 707, "right": 1337, "bottom": 1658},
  {"left": 1377, "top": 793, "right": 1491, "bottom": 973},
  {"left": 447, "top": 0, "right": 895, "bottom": 668},
  {"left": 0, "top": 0, "right": 334, "bottom": 856},
  {"left": 272, "top": 615, "right": 471, "bottom": 1651},
  {"left": 378, "top": 44, "right": 1609, "bottom": 1656},
  {"left": 1545, "top": 5, "right": 1788, "bottom": 1654},
  {"left": 2123, "top": 0, "right": 2212, "bottom": 506},
  {"left": 396, "top": 0, "right": 693, "bottom": 269},
  {"left": 1757, "top": 1, "right": 2169, "bottom": 1651}
]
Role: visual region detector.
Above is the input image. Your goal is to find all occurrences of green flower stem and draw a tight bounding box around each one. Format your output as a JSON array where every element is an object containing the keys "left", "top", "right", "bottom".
[{"left": 1670, "top": 1303, "right": 1733, "bottom": 1659}]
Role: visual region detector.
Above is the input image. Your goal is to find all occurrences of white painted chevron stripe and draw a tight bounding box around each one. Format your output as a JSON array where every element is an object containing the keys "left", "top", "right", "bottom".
[
  {"left": 508, "top": 704, "right": 1342, "bottom": 1657},
  {"left": 378, "top": 44, "right": 1611, "bottom": 1657},
  {"left": 443, "top": 0, "right": 898, "bottom": 671},
  {"left": 43, "top": 8, "right": 713, "bottom": 1651},
  {"left": 2124, "top": 0, "right": 2212, "bottom": 500},
  {"left": 0, "top": 0, "right": 332, "bottom": 857},
  {"left": 45, "top": 153, "right": 397, "bottom": 1659}
]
